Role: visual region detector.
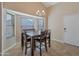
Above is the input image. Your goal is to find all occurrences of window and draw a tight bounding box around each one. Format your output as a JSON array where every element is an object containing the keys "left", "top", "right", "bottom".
[
  {"left": 6, "top": 13, "right": 15, "bottom": 38},
  {"left": 38, "top": 19, "right": 44, "bottom": 31},
  {"left": 21, "top": 18, "right": 34, "bottom": 30},
  {"left": 21, "top": 16, "right": 45, "bottom": 32}
]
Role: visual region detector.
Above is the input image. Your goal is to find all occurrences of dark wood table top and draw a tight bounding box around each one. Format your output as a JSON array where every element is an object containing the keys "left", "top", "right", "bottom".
[{"left": 26, "top": 31, "right": 41, "bottom": 37}]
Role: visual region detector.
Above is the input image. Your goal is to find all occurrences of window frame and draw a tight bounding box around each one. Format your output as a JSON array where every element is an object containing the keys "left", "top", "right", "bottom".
[
  {"left": 21, "top": 17, "right": 35, "bottom": 31},
  {"left": 5, "top": 12, "right": 15, "bottom": 39},
  {"left": 21, "top": 17, "right": 45, "bottom": 31},
  {"left": 38, "top": 18, "right": 45, "bottom": 31}
]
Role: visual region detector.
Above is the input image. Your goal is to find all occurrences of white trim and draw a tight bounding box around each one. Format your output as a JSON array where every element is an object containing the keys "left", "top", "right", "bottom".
[
  {"left": 3, "top": 41, "right": 21, "bottom": 53},
  {"left": 2, "top": 2, "right": 4, "bottom": 56},
  {"left": 4, "top": 8, "right": 43, "bottom": 19},
  {"left": 54, "top": 39, "right": 65, "bottom": 43},
  {"left": 14, "top": 13, "right": 17, "bottom": 46},
  {"left": 2, "top": 43, "right": 16, "bottom": 53},
  {"left": 54, "top": 39, "right": 79, "bottom": 47}
]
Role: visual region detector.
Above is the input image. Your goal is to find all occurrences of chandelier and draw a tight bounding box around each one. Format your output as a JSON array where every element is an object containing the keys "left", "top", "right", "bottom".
[{"left": 36, "top": 10, "right": 45, "bottom": 17}]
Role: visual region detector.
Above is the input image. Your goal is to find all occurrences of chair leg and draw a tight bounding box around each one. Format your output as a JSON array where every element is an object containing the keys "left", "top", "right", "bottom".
[
  {"left": 21, "top": 42, "right": 24, "bottom": 52},
  {"left": 45, "top": 39, "right": 48, "bottom": 52},
  {"left": 48, "top": 35, "right": 51, "bottom": 47},
  {"left": 25, "top": 42, "right": 27, "bottom": 55},
  {"left": 34, "top": 40, "right": 36, "bottom": 50},
  {"left": 21, "top": 41, "right": 23, "bottom": 51},
  {"left": 40, "top": 41, "right": 42, "bottom": 56}
]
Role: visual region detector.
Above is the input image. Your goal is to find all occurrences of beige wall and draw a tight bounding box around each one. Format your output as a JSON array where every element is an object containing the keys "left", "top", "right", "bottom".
[
  {"left": 48, "top": 2, "right": 79, "bottom": 42},
  {"left": 0, "top": 2, "right": 2, "bottom": 55}
]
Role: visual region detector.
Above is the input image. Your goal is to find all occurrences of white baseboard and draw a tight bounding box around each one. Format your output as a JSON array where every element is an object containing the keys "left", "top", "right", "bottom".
[
  {"left": 2, "top": 43, "right": 16, "bottom": 53},
  {"left": 54, "top": 39, "right": 79, "bottom": 47},
  {"left": 2, "top": 41, "right": 21, "bottom": 54},
  {"left": 53, "top": 39, "right": 64, "bottom": 43}
]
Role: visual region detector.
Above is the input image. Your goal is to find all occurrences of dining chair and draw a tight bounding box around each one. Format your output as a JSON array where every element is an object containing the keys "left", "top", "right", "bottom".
[
  {"left": 21, "top": 32, "right": 31, "bottom": 55},
  {"left": 44, "top": 30, "right": 51, "bottom": 48},
  {"left": 34, "top": 31, "right": 48, "bottom": 56}
]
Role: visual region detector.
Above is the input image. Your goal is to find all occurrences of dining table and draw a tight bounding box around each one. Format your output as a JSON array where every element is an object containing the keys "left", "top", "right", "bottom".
[{"left": 26, "top": 31, "right": 41, "bottom": 56}]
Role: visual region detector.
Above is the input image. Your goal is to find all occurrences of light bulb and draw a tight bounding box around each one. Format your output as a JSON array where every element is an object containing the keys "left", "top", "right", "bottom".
[
  {"left": 42, "top": 10, "right": 45, "bottom": 16},
  {"left": 36, "top": 10, "right": 40, "bottom": 15}
]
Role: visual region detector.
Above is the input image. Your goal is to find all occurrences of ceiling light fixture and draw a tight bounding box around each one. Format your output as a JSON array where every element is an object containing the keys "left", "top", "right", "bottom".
[{"left": 36, "top": 10, "right": 45, "bottom": 17}]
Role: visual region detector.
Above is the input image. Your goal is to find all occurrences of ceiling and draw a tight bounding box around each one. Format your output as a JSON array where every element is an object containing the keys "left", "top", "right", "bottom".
[{"left": 42, "top": 2, "right": 59, "bottom": 7}]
